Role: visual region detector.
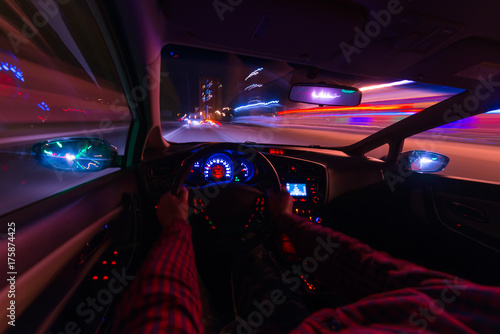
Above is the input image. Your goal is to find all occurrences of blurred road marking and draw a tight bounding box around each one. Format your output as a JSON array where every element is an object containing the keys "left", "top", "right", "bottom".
[{"left": 162, "top": 125, "right": 187, "bottom": 140}]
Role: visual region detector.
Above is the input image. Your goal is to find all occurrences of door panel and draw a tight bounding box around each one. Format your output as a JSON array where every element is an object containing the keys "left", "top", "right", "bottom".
[
  {"left": 324, "top": 170, "right": 500, "bottom": 287},
  {"left": 0, "top": 170, "right": 138, "bottom": 333},
  {"left": 427, "top": 175, "right": 500, "bottom": 252}
]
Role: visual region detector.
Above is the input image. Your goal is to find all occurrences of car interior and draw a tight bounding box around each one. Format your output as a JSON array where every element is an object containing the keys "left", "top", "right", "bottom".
[{"left": 1, "top": 0, "right": 500, "bottom": 333}]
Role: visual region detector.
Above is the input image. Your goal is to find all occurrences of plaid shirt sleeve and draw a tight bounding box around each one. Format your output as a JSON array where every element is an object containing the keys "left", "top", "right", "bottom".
[
  {"left": 278, "top": 214, "right": 500, "bottom": 333},
  {"left": 112, "top": 219, "right": 202, "bottom": 334}
]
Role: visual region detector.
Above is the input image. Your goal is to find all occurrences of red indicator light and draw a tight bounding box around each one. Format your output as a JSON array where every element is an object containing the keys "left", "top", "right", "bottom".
[
  {"left": 111, "top": 261, "right": 116, "bottom": 265},
  {"left": 92, "top": 276, "right": 98, "bottom": 280},
  {"left": 155, "top": 205, "right": 158, "bottom": 209},
  {"left": 457, "top": 224, "right": 461, "bottom": 227},
  {"left": 269, "top": 148, "right": 284, "bottom": 155},
  {"left": 113, "top": 251, "right": 118, "bottom": 255},
  {"left": 102, "top": 261, "right": 107, "bottom": 264},
  {"left": 211, "top": 165, "right": 225, "bottom": 179},
  {"left": 211, "top": 226, "right": 216, "bottom": 230},
  {"left": 103, "top": 276, "right": 109, "bottom": 280}
]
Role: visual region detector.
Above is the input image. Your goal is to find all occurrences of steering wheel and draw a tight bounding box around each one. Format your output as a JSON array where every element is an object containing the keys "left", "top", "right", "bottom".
[{"left": 171, "top": 142, "right": 281, "bottom": 253}]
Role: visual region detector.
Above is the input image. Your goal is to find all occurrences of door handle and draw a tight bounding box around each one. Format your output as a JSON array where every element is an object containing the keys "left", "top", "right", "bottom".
[{"left": 450, "top": 201, "right": 487, "bottom": 223}]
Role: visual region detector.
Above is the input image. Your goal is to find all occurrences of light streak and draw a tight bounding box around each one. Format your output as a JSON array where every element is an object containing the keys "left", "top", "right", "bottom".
[
  {"left": 245, "top": 67, "right": 263, "bottom": 81},
  {"left": 0, "top": 62, "right": 24, "bottom": 82},
  {"left": 278, "top": 103, "right": 418, "bottom": 115},
  {"left": 235, "top": 100, "right": 279, "bottom": 112},
  {"left": 359, "top": 80, "right": 414, "bottom": 92},
  {"left": 244, "top": 84, "right": 263, "bottom": 91},
  {"left": 486, "top": 109, "right": 500, "bottom": 114}
]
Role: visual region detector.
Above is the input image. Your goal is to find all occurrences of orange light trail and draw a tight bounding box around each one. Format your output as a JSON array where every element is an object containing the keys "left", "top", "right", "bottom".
[{"left": 278, "top": 103, "right": 420, "bottom": 115}]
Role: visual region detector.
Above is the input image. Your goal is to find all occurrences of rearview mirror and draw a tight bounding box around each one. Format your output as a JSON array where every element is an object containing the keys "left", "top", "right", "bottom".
[
  {"left": 289, "top": 83, "right": 362, "bottom": 106},
  {"left": 32, "top": 138, "right": 118, "bottom": 172},
  {"left": 400, "top": 150, "right": 449, "bottom": 173}
]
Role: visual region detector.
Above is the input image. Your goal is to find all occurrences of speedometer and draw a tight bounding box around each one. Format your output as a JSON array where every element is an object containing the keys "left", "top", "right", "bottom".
[{"left": 204, "top": 153, "right": 234, "bottom": 182}]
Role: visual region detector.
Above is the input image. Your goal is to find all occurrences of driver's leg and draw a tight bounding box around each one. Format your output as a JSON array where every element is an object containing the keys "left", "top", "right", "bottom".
[{"left": 222, "top": 244, "right": 309, "bottom": 333}]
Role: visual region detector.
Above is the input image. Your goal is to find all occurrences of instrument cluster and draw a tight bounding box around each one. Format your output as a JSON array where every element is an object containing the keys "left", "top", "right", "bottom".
[{"left": 186, "top": 151, "right": 256, "bottom": 185}]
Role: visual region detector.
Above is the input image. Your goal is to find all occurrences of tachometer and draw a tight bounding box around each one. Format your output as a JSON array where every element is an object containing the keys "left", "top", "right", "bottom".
[{"left": 204, "top": 153, "right": 234, "bottom": 182}]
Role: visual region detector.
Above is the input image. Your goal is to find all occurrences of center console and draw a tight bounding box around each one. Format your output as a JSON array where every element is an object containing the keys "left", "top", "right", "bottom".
[{"left": 265, "top": 153, "right": 327, "bottom": 223}]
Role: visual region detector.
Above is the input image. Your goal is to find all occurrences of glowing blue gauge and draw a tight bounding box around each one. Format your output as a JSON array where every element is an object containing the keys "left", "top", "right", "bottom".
[
  {"left": 203, "top": 153, "right": 234, "bottom": 182},
  {"left": 235, "top": 158, "right": 255, "bottom": 182},
  {"left": 186, "top": 160, "right": 205, "bottom": 184}
]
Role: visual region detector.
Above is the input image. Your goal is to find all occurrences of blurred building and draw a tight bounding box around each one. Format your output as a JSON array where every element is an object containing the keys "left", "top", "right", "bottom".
[{"left": 199, "top": 77, "right": 222, "bottom": 120}]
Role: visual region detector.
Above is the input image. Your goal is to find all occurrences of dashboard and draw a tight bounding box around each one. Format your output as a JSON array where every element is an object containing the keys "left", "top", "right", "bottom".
[
  {"left": 144, "top": 147, "right": 329, "bottom": 223},
  {"left": 186, "top": 151, "right": 256, "bottom": 185}
]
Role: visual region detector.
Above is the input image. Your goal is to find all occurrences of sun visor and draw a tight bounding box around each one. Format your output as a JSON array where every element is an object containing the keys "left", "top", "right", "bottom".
[{"left": 400, "top": 38, "right": 500, "bottom": 89}]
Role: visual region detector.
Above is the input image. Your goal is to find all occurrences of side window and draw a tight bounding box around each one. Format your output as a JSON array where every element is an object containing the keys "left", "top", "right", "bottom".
[
  {"left": 403, "top": 111, "right": 500, "bottom": 183},
  {"left": 0, "top": 1, "right": 130, "bottom": 216}
]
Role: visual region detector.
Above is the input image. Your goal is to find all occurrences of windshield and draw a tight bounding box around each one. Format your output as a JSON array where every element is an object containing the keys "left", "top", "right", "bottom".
[{"left": 160, "top": 45, "right": 463, "bottom": 147}]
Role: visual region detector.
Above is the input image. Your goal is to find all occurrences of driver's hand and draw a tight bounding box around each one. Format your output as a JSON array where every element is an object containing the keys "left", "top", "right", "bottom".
[
  {"left": 157, "top": 187, "right": 189, "bottom": 230},
  {"left": 267, "top": 187, "right": 294, "bottom": 223}
]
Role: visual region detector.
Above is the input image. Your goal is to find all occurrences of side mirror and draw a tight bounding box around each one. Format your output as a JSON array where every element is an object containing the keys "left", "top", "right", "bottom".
[
  {"left": 31, "top": 138, "right": 118, "bottom": 172},
  {"left": 400, "top": 150, "right": 449, "bottom": 173}
]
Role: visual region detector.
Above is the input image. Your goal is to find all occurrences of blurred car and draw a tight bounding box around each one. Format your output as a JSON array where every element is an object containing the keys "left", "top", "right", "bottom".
[
  {"left": 1, "top": 0, "right": 500, "bottom": 333},
  {"left": 204, "top": 119, "right": 220, "bottom": 127},
  {"left": 187, "top": 118, "right": 204, "bottom": 128}
]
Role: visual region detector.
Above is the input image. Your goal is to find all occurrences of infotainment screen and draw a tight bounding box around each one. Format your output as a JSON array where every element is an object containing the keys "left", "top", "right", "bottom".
[{"left": 286, "top": 183, "right": 307, "bottom": 196}]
